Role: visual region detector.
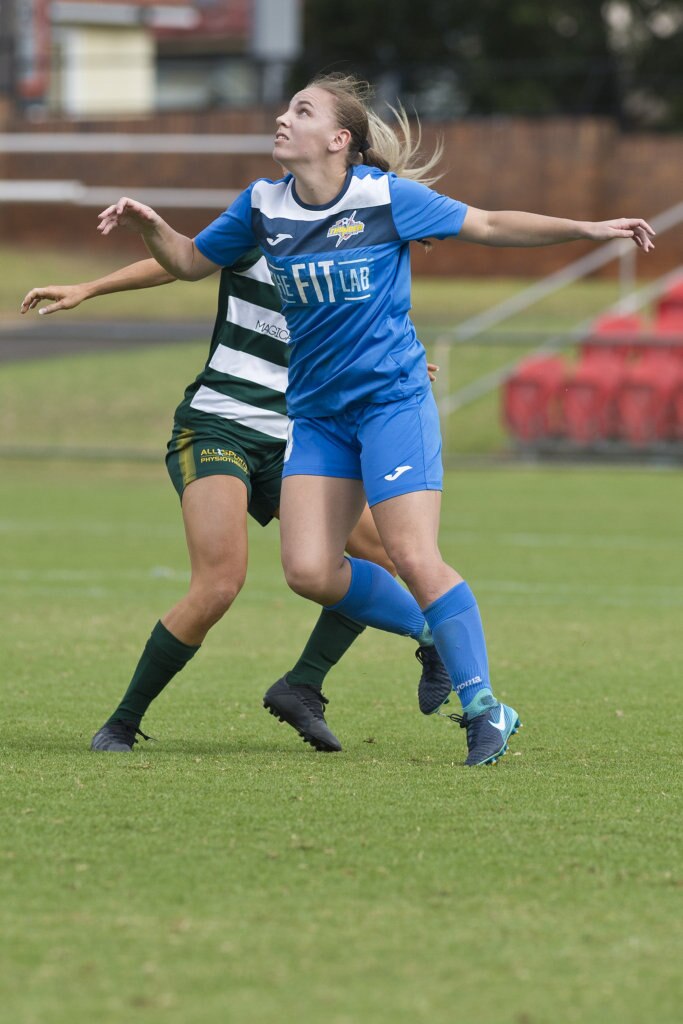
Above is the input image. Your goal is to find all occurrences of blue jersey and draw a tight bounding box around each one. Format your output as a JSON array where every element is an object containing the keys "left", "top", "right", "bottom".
[{"left": 194, "top": 165, "right": 467, "bottom": 417}]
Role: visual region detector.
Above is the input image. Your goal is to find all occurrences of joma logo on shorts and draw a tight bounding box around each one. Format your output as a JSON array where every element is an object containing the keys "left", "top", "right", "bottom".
[{"left": 256, "top": 319, "right": 290, "bottom": 341}]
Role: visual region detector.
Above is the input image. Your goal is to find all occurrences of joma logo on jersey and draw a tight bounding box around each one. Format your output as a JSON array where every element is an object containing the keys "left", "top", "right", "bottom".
[
  {"left": 255, "top": 319, "right": 290, "bottom": 341},
  {"left": 327, "top": 211, "right": 365, "bottom": 247}
]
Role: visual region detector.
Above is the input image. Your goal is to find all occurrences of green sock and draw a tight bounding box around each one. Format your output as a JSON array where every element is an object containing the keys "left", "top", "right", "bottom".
[
  {"left": 110, "top": 620, "right": 200, "bottom": 727},
  {"left": 287, "top": 610, "right": 366, "bottom": 691}
]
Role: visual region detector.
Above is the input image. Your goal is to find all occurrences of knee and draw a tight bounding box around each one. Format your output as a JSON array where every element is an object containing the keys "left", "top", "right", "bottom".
[
  {"left": 282, "top": 555, "right": 332, "bottom": 604},
  {"left": 388, "top": 546, "right": 432, "bottom": 590},
  {"left": 346, "top": 536, "right": 396, "bottom": 576},
  {"left": 190, "top": 574, "right": 245, "bottom": 625}
]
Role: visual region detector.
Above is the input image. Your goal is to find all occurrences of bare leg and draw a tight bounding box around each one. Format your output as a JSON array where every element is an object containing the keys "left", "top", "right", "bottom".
[
  {"left": 162, "top": 475, "right": 249, "bottom": 644},
  {"left": 92, "top": 474, "right": 250, "bottom": 748},
  {"left": 345, "top": 503, "right": 396, "bottom": 574},
  {"left": 279, "top": 474, "right": 367, "bottom": 604},
  {"left": 370, "top": 490, "right": 462, "bottom": 608},
  {"left": 279, "top": 474, "right": 428, "bottom": 640}
]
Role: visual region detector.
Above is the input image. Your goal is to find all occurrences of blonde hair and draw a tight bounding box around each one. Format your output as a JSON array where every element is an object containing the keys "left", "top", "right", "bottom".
[{"left": 308, "top": 72, "right": 444, "bottom": 187}]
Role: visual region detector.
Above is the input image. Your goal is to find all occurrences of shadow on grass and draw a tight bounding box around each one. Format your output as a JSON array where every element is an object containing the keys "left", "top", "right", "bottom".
[{"left": 2, "top": 731, "right": 330, "bottom": 759}]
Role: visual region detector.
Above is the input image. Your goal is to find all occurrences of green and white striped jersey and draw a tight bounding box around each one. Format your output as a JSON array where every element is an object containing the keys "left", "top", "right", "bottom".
[{"left": 173, "top": 247, "right": 289, "bottom": 449}]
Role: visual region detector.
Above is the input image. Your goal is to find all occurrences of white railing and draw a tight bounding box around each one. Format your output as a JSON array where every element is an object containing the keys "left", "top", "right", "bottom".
[
  {"left": 434, "top": 266, "right": 683, "bottom": 419},
  {"left": 0, "top": 133, "right": 274, "bottom": 153},
  {"left": 433, "top": 200, "right": 683, "bottom": 423},
  {"left": 0, "top": 180, "right": 239, "bottom": 209}
]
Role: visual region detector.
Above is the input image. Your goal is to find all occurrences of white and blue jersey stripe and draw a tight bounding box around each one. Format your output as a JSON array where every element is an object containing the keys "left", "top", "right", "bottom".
[{"left": 194, "top": 165, "right": 468, "bottom": 418}]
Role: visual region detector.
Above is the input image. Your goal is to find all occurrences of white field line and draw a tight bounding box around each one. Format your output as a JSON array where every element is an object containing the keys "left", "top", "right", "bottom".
[
  {"left": 2, "top": 570, "right": 683, "bottom": 607},
  {"left": 474, "top": 580, "right": 683, "bottom": 608},
  {"left": 437, "top": 528, "right": 682, "bottom": 551},
  {"left": 0, "top": 519, "right": 180, "bottom": 536},
  {"left": 476, "top": 579, "right": 683, "bottom": 598},
  {"left": 0, "top": 567, "right": 188, "bottom": 582},
  {"left": 2, "top": 581, "right": 679, "bottom": 602},
  {"left": 2, "top": 521, "right": 680, "bottom": 550}
]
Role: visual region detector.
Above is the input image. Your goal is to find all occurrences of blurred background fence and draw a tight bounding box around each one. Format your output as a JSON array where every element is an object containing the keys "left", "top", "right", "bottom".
[
  {"left": 1, "top": 117, "right": 683, "bottom": 278},
  {"left": 1, "top": 0, "right": 682, "bottom": 463}
]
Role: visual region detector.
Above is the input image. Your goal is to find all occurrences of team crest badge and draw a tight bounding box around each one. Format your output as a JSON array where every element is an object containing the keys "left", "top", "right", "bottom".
[{"left": 327, "top": 210, "right": 365, "bottom": 247}]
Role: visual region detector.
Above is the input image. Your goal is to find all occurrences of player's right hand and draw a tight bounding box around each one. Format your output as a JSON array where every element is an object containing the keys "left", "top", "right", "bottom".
[
  {"left": 97, "top": 196, "right": 160, "bottom": 237},
  {"left": 20, "top": 284, "right": 87, "bottom": 315}
]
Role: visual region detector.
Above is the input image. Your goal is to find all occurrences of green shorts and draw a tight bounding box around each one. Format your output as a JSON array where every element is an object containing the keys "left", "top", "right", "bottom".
[{"left": 166, "top": 424, "right": 284, "bottom": 526}]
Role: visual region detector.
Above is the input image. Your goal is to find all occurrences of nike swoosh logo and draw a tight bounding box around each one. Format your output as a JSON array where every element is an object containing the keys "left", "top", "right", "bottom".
[
  {"left": 489, "top": 706, "right": 507, "bottom": 732},
  {"left": 384, "top": 465, "right": 413, "bottom": 482},
  {"left": 266, "top": 233, "right": 293, "bottom": 247}
]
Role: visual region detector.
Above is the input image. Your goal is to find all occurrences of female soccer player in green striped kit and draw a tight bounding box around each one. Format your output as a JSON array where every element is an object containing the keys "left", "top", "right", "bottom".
[
  {"left": 94, "top": 72, "right": 654, "bottom": 765},
  {"left": 21, "top": 250, "right": 447, "bottom": 754}
]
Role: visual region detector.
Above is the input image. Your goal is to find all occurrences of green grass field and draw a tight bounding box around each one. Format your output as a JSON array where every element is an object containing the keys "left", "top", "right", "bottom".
[
  {"left": 2, "top": 244, "right": 624, "bottom": 328},
  {"left": 3, "top": 244, "right": 629, "bottom": 459},
  {"left": 2, "top": 455, "right": 682, "bottom": 1024},
  {"left": 1, "top": 257, "right": 680, "bottom": 1022}
]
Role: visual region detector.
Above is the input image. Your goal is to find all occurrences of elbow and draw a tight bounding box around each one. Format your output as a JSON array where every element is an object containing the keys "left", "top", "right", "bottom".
[
  {"left": 151, "top": 240, "right": 208, "bottom": 282},
  {"left": 184, "top": 242, "right": 216, "bottom": 281}
]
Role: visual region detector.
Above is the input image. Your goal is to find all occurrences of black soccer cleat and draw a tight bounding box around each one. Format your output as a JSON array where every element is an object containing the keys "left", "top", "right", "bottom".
[
  {"left": 263, "top": 676, "right": 342, "bottom": 752},
  {"left": 416, "top": 644, "right": 453, "bottom": 715},
  {"left": 90, "top": 719, "right": 151, "bottom": 752}
]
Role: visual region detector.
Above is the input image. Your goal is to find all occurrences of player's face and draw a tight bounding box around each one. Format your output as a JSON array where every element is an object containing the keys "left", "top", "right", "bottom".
[{"left": 273, "top": 87, "right": 343, "bottom": 168}]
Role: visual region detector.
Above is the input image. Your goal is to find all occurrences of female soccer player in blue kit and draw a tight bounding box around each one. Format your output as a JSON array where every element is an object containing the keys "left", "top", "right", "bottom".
[{"left": 97, "top": 73, "right": 655, "bottom": 765}]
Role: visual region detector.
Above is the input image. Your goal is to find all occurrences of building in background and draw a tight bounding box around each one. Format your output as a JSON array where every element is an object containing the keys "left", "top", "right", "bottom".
[{"left": 0, "top": 0, "right": 301, "bottom": 118}]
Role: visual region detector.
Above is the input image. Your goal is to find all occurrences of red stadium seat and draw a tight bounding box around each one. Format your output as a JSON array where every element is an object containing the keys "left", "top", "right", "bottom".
[
  {"left": 671, "top": 380, "right": 683, "bottom": 441},
  {"left": 580, "top": 314, "right": 644, "bottom": 362},
  {"left": 561, "top": 352, "right": 626, "bottom": 444},
  {"left": 502, "top": 355, "right": 567, "bottom": 442},
  {"left": 656, "top": 279, "right": 683, "bottom": 321},
  {"left": 616, "top": 350, "right": 683, "bottom": 445},
  {"left": 653, "top": 311, "right": 683, "bottom": 354}
]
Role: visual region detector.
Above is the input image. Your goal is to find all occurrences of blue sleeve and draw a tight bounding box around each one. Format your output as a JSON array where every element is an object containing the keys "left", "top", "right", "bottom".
[
  {"left": 389, "top": 174, "right": 468, "bottom": 241},
  {"left": 194, "top": 186, "right": 258, "bottom": 267}
]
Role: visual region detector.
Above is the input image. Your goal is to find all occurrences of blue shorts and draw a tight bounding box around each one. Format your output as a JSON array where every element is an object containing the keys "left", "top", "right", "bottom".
[{"left": 282, "top": 387, "right": 443, "bottom": 506}]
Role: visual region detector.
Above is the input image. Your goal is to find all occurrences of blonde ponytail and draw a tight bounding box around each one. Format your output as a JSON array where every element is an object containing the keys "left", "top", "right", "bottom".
[
  {"left": 308, "top": 73, "right": 444, "bottom": 186},
  {"left": 365, "top": 104, "right": 444, "bottom": 187}
]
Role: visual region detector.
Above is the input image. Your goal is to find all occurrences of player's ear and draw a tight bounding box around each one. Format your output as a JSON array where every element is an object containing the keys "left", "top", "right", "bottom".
[{"left": 329, "top": 128, "right": 351, "bottom": 154}]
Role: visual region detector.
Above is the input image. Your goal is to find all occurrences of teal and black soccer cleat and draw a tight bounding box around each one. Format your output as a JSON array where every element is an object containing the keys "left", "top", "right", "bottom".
[
  {"left": 90, "top": 719, "right": 150, "bottom": 752},
  {"left": 415, "top": 644, "right": 453, "bottom": 715},
  {"left": 263, "top": 677, "right": 342, "bottom": 752},
  {"left": 447, "top": 692, "right": 521, "bottom": 766}
]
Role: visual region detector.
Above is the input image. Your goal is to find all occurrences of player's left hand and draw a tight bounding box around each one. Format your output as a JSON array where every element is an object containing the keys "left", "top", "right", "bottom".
[
  {"left": 427, "top": 362, "right": 439, "bottom": 383},
  {"left": 586, "top": 218, "right": 656, "bottom": 252}
]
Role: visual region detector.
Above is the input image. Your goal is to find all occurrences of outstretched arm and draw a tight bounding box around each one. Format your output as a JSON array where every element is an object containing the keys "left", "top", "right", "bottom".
[
  {"left": 459, "top": 207, "right": 655, "bottom": 252},
  {"left": 96, "top": 197, "right": 221, "bottom": 280},
  {"left": 20, "top": 257, "right": 185, "bottom": 316}
]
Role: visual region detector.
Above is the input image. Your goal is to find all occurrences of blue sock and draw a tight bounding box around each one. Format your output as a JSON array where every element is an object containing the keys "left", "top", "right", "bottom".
[
  {"left": 423, "top": 582, "right": 493, "bottom": 709},
  {"left": 325, "top": 557, "right": 428, "bottom": 642}
]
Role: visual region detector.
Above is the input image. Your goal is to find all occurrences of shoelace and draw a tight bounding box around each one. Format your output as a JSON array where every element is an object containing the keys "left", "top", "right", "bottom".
[
  {"left": 445, "top": 711, "right": 494, "bottom": 754},
  {"left": 415, "top": 645, "right": 437, "bottom": 668},
  {"left": 294, "top": 685, "right": 329, "bottom": 720},
  {"left": 415, "top": 645, "right": 452, "bottom": 684},
  {"left": 109, "top": 720, "right": 151, "bottom": 746}
]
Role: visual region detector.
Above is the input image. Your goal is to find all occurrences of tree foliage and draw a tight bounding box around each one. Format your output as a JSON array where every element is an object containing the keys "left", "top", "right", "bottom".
[{"left": 295, "top": 0, "right": 683, "bottom": 129}]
